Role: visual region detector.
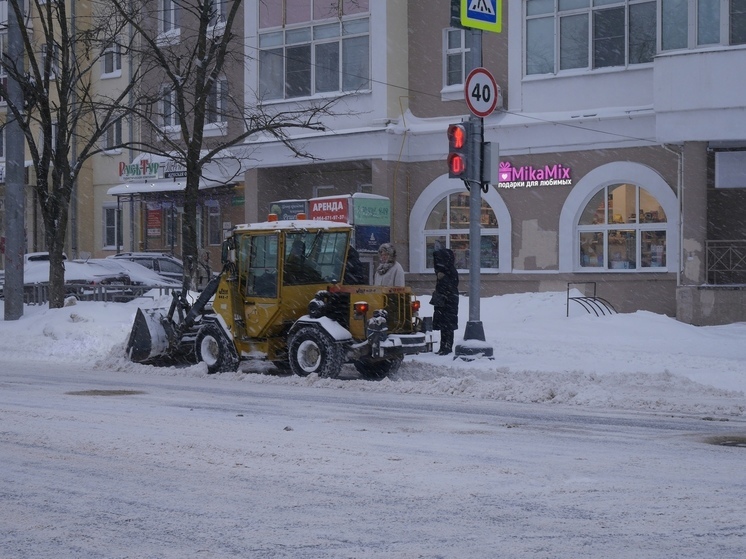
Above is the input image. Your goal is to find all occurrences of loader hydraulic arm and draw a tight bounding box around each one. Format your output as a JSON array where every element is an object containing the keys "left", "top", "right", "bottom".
[{"left": 181, "top": 268, "right": 225, "bottom": 329}]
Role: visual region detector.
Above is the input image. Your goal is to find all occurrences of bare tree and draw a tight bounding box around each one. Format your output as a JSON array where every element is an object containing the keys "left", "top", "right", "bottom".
[
  {"left": 0, "top": 0, "right": 140, "bottom": 308},
  {"left": 114, "top": 0, "right": 338, "bottom": 289}
]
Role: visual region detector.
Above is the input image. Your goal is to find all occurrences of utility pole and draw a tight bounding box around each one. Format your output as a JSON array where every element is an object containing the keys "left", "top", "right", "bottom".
[{"left": 4, "top": 0, "right": 25, "bottom": 320}]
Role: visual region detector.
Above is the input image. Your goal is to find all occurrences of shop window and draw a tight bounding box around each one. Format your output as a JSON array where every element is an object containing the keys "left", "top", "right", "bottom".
[
  {"left": 165, "top": 206, "right": 179, "bottom": 248},
  {"left": 103, "top": 205, "right": 122, "bottom": 250},
  {"left": 423, "top": 192, "right": 499, "bottom": 271},
  {"left": 207, "top": 204, "right": 222, "bottom": 246},
  {"left": 578, "top": 183, "right": 667, "bottom": 270}
]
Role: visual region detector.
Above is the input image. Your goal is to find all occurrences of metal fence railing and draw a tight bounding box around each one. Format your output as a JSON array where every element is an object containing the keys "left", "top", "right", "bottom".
[
  {"left": 706, "top": 240, "right": 746, "bottom": 285},
  {"left": 20, "top": 284, "right": 177, "bottom": 306}
]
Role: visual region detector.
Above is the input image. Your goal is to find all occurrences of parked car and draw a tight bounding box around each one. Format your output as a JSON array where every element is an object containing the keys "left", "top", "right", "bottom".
[
  {"left": 107, "top": 252, "right": 185, "bottom": 284},
  {"left": 0, "top": 252, "right": 179, "bottom": 301},
  {"left": 1, "top": 252, "right": 130, "bottom": 300},
  {"left": 83, "top": 258, "right": 181, "bottom": 288}
]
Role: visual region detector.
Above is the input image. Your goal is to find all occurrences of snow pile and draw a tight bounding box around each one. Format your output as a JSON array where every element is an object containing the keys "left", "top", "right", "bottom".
[{"left": 1, "top": 290, "right": 744, "bottom": 417}]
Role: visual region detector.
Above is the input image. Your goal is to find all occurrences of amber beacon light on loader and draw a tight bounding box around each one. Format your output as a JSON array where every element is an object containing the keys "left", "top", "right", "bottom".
[{"left": 126, "top": 217, "right": 432, "bottom": 380}]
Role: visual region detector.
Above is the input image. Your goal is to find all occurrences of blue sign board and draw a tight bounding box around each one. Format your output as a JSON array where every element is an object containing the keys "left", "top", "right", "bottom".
[{"left": 354, "top": 225, "right": 390, "bottom": 253}]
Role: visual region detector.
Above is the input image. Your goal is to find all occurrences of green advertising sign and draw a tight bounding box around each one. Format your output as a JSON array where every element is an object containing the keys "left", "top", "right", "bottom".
[{"left": 353, "top": 197, "right": 390, "bottom": 226}]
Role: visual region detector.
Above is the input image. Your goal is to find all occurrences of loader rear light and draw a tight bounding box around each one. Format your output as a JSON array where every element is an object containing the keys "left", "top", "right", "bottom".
[
  {"left": 296, "top": 213, "right": 307, "bottom": 220},
  {"left": 411, "top": 299, "right": 421, "bottom": 313},
  {"left": 354, "top": 301, "right": 369, "bottom": 320},
  {"left": 267, "top": 213, "right": 278, "bottom": 222}
]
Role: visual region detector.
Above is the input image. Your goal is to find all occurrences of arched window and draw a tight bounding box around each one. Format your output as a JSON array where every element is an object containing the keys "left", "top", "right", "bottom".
[
  {"left": 578, "top": 183, "right": 667, "bottom": 270},
  {"left": 559, "top": 162, "right": 678, "bottom": 273},
  {"left": 410, "top": 175, "right": 511, "bottom": 274},
  {"left": 423, "top": 192, "right": 499, "bottom": 271}
]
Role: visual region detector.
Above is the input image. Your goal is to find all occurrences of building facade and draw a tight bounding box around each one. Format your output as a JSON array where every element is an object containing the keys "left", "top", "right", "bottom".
[
  {"left": 6, "top": 0, "right": 745, "bottom": 325},
  {"left": 92, "top": 0, "right": 248, "bottom": 271},
  {"left": 239, "top": 0, "right": 746, "bottom": 325}
]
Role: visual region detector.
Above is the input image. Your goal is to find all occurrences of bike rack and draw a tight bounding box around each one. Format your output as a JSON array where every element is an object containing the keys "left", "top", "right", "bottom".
[{"left": 566, "top": 282, "right": 617, "bottom": 317}]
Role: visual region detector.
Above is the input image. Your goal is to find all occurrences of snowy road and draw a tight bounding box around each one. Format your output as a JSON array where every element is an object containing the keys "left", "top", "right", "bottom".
[{"left": 1, "top": 362, "right": 745, "bottom": 558}]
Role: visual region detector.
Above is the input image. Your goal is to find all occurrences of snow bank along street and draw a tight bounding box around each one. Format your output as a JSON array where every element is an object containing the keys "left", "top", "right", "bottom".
[{"left": 1, "top": 292, "right": 745, "bottom": 557}]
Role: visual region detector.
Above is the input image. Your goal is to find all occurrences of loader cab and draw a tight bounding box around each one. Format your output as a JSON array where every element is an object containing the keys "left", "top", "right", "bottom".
[{"left": 231, "top": 223, "right": 353, "bottom": 342}]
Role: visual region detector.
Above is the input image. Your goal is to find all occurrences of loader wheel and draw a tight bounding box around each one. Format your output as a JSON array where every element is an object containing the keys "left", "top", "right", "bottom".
[
  {"left": 288, "top": 326, "right": 343, "bottom": 378},
  {"left": 353, "top": 356, "right": 403, "bottom": 381},
  {"left": 196, "top": 323, "right": 240, "bottom": 374}
]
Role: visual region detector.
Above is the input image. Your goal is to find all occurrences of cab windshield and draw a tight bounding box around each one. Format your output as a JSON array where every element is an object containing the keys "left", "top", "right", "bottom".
[{"left": 284, "top": 230, "right": 349, "bottom": 286}]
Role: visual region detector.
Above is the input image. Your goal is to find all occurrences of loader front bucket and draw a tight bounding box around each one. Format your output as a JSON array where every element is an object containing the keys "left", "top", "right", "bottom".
[{"left": 126, "top": 307, "right": 171, "bottom": 363}]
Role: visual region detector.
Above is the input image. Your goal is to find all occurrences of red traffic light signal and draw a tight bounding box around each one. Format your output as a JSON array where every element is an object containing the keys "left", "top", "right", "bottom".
[{"left": 447, "top": 123, "right": 469, "bottom": 179}]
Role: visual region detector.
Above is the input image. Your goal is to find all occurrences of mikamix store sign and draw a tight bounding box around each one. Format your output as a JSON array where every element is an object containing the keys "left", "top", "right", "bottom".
[{"left": 497, "top": 161, "right": 573, "bottom": 189}]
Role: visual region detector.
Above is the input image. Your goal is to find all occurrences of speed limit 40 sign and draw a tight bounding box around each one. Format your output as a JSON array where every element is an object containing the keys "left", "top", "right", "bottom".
[{"left": 464, "top": 67, "right": 499, "bottom": 118}]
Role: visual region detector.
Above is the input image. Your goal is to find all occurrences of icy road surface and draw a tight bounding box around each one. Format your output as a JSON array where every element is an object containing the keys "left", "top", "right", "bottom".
[{"left": 1, "top": 362, "right": 745, "bottom": 559}]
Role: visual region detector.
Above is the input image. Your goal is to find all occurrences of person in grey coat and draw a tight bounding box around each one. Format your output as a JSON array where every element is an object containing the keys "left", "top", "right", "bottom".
[
  {"left": 432, "top": 247, "right": 459, "bottom": 355},
  {"left": 374, "top": 243, "right": 405, "bottom": 287}
]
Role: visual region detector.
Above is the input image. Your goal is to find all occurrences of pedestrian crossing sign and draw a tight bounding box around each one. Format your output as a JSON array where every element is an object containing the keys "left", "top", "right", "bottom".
[{"left": 461, "top": 0, "right": 502, "bottom": 33}]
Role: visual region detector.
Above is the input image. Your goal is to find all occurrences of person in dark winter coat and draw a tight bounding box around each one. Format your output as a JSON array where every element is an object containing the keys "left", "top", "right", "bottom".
[
  {"left": 344, "top": 246, "right": 367, "bottom": 285},
  {"left": 432, "top": 248, "right": 459, "bottom": 355}
]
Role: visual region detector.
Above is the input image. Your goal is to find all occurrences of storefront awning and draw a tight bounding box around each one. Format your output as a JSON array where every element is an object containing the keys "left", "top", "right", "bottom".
[
  {"left": 107, "top": 151, "right": 244, "bottom": 196},
  {"left": 108, "top": 177, "right": 230, "bottom": 196}
]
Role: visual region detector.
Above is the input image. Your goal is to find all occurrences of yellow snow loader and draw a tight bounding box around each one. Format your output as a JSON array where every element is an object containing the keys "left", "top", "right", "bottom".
[{"left": 126, "top": 218, "right": 432, "bottom": 379}]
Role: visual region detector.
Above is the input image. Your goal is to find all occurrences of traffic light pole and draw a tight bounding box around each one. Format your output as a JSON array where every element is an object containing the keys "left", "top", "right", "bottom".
[{"left": 455, "top": 28, "right": 494, "bottom": 360}]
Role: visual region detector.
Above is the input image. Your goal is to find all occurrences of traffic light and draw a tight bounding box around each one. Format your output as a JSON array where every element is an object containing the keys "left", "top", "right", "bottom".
[{"left": 447, "top": 122, "right": 471, "bottom": 179}]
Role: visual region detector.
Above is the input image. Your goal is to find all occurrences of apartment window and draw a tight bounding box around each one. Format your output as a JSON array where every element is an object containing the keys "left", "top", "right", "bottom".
[
  {"left": 578, "top": 184, "right": 667, "bottom": 270},
  {"left": 160, "top": 86, "right": 178, "bottom": 127},
  {"left": 661, "top": 0, "right": 746, "bottom": 49},
  {"left": 41, "top": 43, "right": 60, "bottom": 79},
  {"left": 206, "top": 78, "right": 228, "bottom": 124},
  {"left": 526, "top": 0, "right": 656, "bottom": 75},
  {"left": 444, "top": 28, "right": 469, "bottom": 87},
  {"left": 103, "top": 206, "right": 122, "bottom": 249},
  {"left": 0, "top": 33, "right": 6, "bottom": 103},
  {"left": 0, "top": 31, "right": 6, "bottom": 81},
  {"left": 102, "top": 42, "right": 122, "bottom": 77},
  {"left": 209, "top": 0, "right": 227, "bottom": 27},
  {"left": 104, "top": 118, "right": 122, "bottom": 151},
  {"left": 423, "top": 193, "right": 499, "bottom": 271},
  {"left": 258, "top": 1, "right": 370, "bottom": 101},
  {"left": 0, "top": 127, "right": 5, "bottom": 158},
  {"left": 161, "top": 0, "right": 180, "bottom": 33},
  {"left": 734, "top": 0, "right": 746, "bottom": 43}
]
